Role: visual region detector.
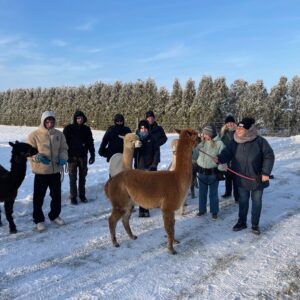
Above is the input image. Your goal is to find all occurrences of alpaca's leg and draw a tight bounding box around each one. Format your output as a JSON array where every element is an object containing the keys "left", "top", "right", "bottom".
[
  {"left": 179, "top": 200, "right": 185, "bottom": 216},
  {"left": 0, "top": 207, "right": 2, "bottom": 226},
  {"left": 162, "top": 210, "right": 176, "bottom": 254},
  {"left": 109, "top": 208, "right": 124, "bottom": 247},
  {"left": 122, "top": 207, "right": 137, "bottom": 240},
  {"left": 4, "top": 199, "right": 17, "bottom": 234}
]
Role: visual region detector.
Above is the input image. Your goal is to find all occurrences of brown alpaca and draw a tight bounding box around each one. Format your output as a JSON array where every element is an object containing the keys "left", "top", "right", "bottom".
[
  {"left": 109, "top": 133, "right": 141, "bottom": 177},
  {"left": 168, "top": 139, "right": 185, "bottom": 215},
  {"left": 104, "top": 128, "right": 198, "bottom": 254}
]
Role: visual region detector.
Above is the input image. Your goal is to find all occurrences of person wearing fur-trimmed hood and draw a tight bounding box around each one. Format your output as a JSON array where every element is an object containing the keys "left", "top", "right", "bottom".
[
  {"left": 27, "top": 111, "right": 68, "bottom": 232},
  {"left": 216, "top": 117, "right": 275, "bottom": 235}
]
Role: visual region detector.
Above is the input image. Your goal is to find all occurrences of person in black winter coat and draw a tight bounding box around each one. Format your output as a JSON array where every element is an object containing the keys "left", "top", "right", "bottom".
[
  {"left": 98, "top": 114, "right": 131, "bottom": 162},
  {"left": 63, "top": 111, "right": 95, "bottom": 205},
  {"left": 214, "top": 117, "right": 275, "bottom": 235},
  {"left": 134, "top": 119, "right": 160, "bottom": 217},
  {"left": 220, "top": 115, "right": 239, "bottom": 202},
  {"left": 145, "top": 110, "right": 167, "bottom": 163}
]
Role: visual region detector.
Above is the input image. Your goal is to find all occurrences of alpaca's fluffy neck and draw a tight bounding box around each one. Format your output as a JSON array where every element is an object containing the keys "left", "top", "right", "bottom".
[
  {"left": 123, "top": 146, "right": 135, "bottom": 170},
  {"left": 10, "top": 155, "right": 27, "bottom": 188},
  {"left": 174, "top": 137, "right": 192, "bottom": 179}
]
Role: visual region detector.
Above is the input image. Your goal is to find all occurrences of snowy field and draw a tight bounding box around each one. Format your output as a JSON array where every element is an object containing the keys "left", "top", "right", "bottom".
[{"left": 0, "top": 125, "right": 299, "bottom": 299}]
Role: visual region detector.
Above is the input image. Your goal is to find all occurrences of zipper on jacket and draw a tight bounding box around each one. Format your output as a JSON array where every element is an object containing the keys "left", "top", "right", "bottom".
[{"left": 48, "top": 130, "right": 55, "bottom": 173}]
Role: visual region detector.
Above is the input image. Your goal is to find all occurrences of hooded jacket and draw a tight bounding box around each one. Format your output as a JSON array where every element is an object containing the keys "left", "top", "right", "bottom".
[
  {"left": 63, "top": 111, "right": 95, "bottom": 158},
  {"left": 133, "top": 132, "right": 159, "bottom": 170},
  {"left": 27, "top": 111, "right": 68, "bottom": 174},
  {"left": 98, "top": 123, "right": 131, "bottom": 162}
]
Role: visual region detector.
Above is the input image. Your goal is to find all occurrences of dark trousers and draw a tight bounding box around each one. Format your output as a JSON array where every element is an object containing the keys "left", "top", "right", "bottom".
[
  {"left": 191, "top": 163, "right": 198, "bottom": 196},
  {"left": 33, "top": 173, "right": 61, "bottom": 223},
  {"left": 238, "top": 187, "right": 263, "bottom": 226},
  {"left": 139, "top": 166, "right": 157, "bottom": 213},
  {"left": 224, "top": 172, "right": 239, "bottom": 200},
  {"left": 68, "top": 156, "right": 88, "bottom": 199}
]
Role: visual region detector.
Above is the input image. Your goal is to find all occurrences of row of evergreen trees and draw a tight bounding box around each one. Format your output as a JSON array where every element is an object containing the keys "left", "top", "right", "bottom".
[{"left": 0, "top": 76, "right": 299, "bottom": 135}]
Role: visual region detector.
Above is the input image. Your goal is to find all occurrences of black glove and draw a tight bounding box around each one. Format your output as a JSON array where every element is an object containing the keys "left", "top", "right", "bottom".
[
  {"left": 98, "top": 148, "right": 107, "bottom": 158},
  {"left": 89, "top": 154, "right": 95, "bottom": 165},
  {"left": 148, "top": 166, "right": 157, "bottom": 171}
]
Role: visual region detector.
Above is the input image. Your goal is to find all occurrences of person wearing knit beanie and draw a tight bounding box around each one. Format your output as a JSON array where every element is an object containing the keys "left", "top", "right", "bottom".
[
  {"left": 237, "top": 117, "right": 255, "bottom": 130},
  {"left": 225, "top": 115, "right": 236, "bottom": 124},
  {"left": 196, "top": 123, "right": 226, "bottom": 220},
  {"left": 202, "top": 124, "right": 217, "bottom": 139},
  {"left": 216, "top": 116, "right": 275, "bottom": 235}
]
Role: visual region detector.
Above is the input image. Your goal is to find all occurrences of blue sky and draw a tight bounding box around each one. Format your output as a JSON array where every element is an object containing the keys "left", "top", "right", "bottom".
[{"left": 0, "top": 0, "right": 299, "bottom": 91}]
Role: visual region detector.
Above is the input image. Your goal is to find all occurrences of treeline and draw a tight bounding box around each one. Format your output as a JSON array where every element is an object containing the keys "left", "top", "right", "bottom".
[{"left": 0, "top": 75, "right": 300, "bottom": 135}]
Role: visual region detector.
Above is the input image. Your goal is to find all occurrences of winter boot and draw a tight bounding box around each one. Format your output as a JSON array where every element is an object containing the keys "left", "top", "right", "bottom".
[{"left": 232, "top": 222, "right": 247, "bottom": 231}]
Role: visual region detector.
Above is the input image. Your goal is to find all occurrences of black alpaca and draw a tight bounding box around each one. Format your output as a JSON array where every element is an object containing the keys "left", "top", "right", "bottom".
[{"left": 0, "top": 141, "right": 38, "bottom": 233}]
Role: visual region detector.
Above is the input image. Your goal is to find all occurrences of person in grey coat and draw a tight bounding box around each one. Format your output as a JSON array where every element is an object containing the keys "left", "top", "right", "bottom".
[{"left": 214, "top": 117, "right": 275, "bottom": 235}]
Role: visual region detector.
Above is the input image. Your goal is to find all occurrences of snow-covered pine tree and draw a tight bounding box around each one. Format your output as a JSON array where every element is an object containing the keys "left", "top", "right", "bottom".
[
  {"left": 190, "top": 76, "right": 213, "bottom": 130},
  {"left": 211, "top": 77, "right": 229, "bottom": 129},
  {"left": 247, "top": 80, "right": 268, "bottom": 128},
  {"left": 178, "top": 78, "right": 196, "bottom": 128},
  {"left": 155, "top": 86, "right": 170, "bottom": 125},
  {"left": 230, "top": 79, "right": 249, "bottom": 122},
  {"left": 163, "top": 78, "right": 183, "bottom": 131},
  {"left": 288, "top": 76, "right": 300, "bottom": 135},
  {"left": 267, "top": 76, "right": 289, "bottom": 134}
]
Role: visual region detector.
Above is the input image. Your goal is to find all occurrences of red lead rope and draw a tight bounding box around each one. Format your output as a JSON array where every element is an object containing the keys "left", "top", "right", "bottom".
[{"left": 198, "top": 149, "right": 257, "bottom": 182}]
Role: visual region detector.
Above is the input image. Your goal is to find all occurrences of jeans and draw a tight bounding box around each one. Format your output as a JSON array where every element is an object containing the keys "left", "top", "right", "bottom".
[
  {"left": 238, "top": 187, "right": 264, "bottom": 226},
  {"left": 198, "top": 174, "right": 219, "bottom": 215},
  {"left": 68, "top": 156, "right": 88, "bottom": 199}
]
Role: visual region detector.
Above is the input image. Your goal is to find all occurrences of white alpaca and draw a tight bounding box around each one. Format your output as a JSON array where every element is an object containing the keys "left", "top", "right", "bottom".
[{"left": 109, "top": 133, "right": 142, "bottom": 177}]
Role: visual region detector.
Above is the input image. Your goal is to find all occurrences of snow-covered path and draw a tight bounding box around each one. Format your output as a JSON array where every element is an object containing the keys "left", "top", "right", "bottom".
[{"left": 0, "top": 126, "right": 299, "bottom": 299}]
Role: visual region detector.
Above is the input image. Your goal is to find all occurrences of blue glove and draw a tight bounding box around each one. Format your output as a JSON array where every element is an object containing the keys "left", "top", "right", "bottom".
[
  {"left": 36, "top": 154, "right": 50, "bottom": 165},
  {"left": 57, "top": 159, "right": 67, "bottom": 166}
]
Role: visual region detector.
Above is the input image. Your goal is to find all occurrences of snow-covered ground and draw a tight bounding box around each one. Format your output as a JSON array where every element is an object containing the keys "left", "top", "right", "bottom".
[{"left": 0, "top": 125, "right": 299, "bottom": 299}]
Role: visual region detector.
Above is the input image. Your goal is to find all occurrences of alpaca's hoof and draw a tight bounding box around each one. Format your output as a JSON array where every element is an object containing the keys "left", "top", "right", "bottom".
[
  {"left": 131, "top": 235, "right": 137, "bottom": 240},
  {"left": 10, "top": 228, "right": 17, "bottom": 234},
  {"left": 174, "top": 239, "right": 180, "bottom": 244},
  {"left": 114, "top": 243, "right": 120, "bottom": 248},
  {"left": 169, "top": 249, "right": 177, "bottom": 255}
]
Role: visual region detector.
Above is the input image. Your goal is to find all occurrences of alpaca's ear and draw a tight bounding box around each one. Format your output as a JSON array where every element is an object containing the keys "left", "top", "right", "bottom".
[
  {"left": 186, "top": 131, "right": 192, "bottom": 137},
  {"left": 174, "top": 129, "right": 181, "bottom": 134},
  {"left": 15, "top": 140, "right": 19, "bottom": 144},
  {"left": 118, "top": 135, "right": 125, "bottom": 140},
  {"left": 9, "top": 141, "right": 15, "bottom": 147}
]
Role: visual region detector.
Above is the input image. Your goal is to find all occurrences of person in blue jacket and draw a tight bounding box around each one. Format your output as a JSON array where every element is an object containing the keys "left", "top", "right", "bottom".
[{"left": 214, "top": 117, "right": 275, "bottom": 235}]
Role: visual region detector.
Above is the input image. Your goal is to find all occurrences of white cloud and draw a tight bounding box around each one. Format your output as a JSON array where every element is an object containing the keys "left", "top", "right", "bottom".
[
  {"left": 87, "top": 48, "right": 103, "bottom": 53},
  {"left": 221, "top": 55, "right": 253, "bottom": 68},
  {"left": 52, "top": 39, "right": 67, "bottom": 47},
  {"left": 0, "top": 35, "right": 43, "bottom": 62},
  {"left": 140, "top": 44, "right": 186, "bottom": 63},
  {"left": 75, "top": 19, "right": 97, "bottom": 31}
]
